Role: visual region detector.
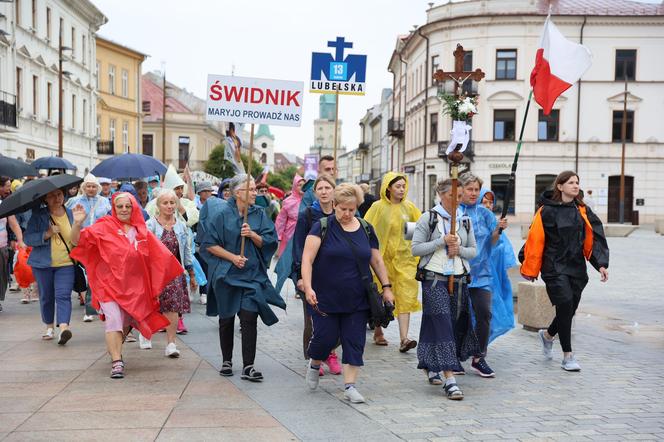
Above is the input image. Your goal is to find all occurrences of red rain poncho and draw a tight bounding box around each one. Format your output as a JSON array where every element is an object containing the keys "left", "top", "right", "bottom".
[{"left": 70, "top": 193, "right": 183, "bottom": 338}]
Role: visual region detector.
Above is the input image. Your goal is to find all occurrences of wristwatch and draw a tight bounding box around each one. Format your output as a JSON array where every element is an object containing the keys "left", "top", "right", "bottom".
[{"left": 381, "top": 283, "right": 392, "bottom": 289}]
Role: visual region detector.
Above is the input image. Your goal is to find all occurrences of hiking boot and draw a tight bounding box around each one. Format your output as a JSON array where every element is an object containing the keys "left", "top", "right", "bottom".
[
  {"left": 324, "top": 352, "right": 342, "bottom": 375},
  {"left": 539, "top": 329, "right": 554, "bottom": 360},
  {"left": 471, "top": 358, "right": 495, "bottom": 378}
]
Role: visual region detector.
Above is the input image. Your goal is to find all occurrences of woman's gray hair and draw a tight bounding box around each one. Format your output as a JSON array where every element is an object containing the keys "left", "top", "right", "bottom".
[
  {"left": 435, "top": 178, "right": 453, "bottom": 195},
  {"left": 154, "top": 188, "right": 178, "bottom": 216},
  {"left": 459, "top": 172, "right": 483, "bottom": 188},
  {"left": 229, "top": 174, "right": 255, "bottom": 193}
]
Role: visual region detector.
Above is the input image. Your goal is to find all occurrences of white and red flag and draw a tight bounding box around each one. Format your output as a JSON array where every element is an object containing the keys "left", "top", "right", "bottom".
[{"left": 530, "top": 16, "right": 592, "bottom": 115}]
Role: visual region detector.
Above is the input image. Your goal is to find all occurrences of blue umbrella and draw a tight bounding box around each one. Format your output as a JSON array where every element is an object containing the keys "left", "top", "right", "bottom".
[
  {"left": 91, "top": 153, "right": 167, "bottom": 180},
  {"left": 32, "top": 156, "right": 77, "bottom": 171}
]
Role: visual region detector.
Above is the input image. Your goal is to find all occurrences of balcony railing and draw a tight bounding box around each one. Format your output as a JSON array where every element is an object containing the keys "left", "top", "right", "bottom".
[
  {"left": 438, "top": 140, "right": 475, "bottom": 162},
  {"left": 388, "top": 118, "right": 404, "bottom": 138},
  {"left": 97, "top": 140, "right": 114, "bottom": 155},
  {"left": 0, "top": 91, "right": 18, "bottom": 128},
  {"left": 358, "top": 142, "right": 370, "bottom": 152}
]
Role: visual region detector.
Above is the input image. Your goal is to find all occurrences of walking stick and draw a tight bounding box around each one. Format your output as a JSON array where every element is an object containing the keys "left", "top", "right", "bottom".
[
  {"left": 240, "top": 123, "right": 255, "bottom": 257},
  {"left": 499, "top": 89, "right": 533, "bottom": 233}
]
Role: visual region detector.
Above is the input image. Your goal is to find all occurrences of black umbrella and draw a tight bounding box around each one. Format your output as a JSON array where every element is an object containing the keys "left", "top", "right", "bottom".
[
  {"left": 91, "top": 153, "right": 167, "bottom": 180},
  {"left": 0, "top": 174, "right": 82, "bottom": 218},
  {"left": 32, "top": 156, "right": 77, "bottom": 171},
  {"left": 0, "top": 155, "right": 38, "bottom": 179}
]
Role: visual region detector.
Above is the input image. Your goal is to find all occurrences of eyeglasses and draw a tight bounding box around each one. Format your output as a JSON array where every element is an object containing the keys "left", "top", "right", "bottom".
[{"left": 236, "top": 188, "right": 258, "bottom": 193}]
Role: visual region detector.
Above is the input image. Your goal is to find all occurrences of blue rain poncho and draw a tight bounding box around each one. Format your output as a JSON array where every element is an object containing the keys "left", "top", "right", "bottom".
[
  {"left": 480, "top": 189, "right": 517, "bottom": 342},
  {"left": 200, "top": 196, "right": 286, "bottom": 325}
]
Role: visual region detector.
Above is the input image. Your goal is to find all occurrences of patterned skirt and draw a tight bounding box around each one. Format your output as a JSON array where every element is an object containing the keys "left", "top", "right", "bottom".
[
  {"left": 417, "top": 278, "right": 480, "bottom": 373},
  {"left": 159, "top": 274, "right": 190, "bottom": 315}
]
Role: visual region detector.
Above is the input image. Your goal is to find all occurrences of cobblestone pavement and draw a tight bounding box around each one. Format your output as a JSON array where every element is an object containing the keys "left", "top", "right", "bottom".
[
  {"left": 2, "top": 225, "right": 663, "bottom": 441},
  {"left": 179, "top": 224, "right": 664, "bottom": 441}
]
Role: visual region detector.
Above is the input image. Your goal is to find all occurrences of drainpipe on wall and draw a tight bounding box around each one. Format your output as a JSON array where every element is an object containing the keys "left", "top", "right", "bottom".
[
  {"left": 388, "top": 65, "right": 396, "bottom": 171},
  {"left": 575, "top": 16, "right": 587, "bottom": 172},
  {"left": 417, "top": 27, "right": 430, "bottom": 210},
  {"left": 399, "top": 53, "right": 408, "bottom": 175}
]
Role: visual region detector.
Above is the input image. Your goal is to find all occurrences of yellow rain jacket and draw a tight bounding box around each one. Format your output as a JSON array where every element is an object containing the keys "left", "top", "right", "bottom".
[{"left": 364, "top": 172, "right": 422, "bottom": 315}]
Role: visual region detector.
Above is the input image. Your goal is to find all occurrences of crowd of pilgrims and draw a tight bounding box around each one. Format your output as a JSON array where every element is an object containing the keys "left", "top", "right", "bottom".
[{"left": 0, "top": 156, "right": 609, "bottom": 402}]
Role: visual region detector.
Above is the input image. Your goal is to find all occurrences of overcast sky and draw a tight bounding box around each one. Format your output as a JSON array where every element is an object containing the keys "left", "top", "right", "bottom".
[{"left": 93, "top": 0, "right": 431, "bottom": 158}]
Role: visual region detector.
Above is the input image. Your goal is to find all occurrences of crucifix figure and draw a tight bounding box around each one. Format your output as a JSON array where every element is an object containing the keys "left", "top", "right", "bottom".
[{"left": 433, "top": 43, "right": 485, "bottom": 294}]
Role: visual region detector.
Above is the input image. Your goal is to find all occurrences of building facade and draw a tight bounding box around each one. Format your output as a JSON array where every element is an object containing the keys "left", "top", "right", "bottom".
[
  {"left": 95, "top": 36, "right": 146, "bottom": 157},
  {"left": 141, "top": 72, "right": 224, "bottom": 171},
  {"left": 254, "top": 124, "right": 275, "bottom": 171},
  {"left": 310, "top": 94, "right": 344, "bottom": 159},
  {"left": 0, "top": 0, "right": 106, "bottom": 172},
  {"left": 388, "top": 0, "right": 664, "bottom": 222}
]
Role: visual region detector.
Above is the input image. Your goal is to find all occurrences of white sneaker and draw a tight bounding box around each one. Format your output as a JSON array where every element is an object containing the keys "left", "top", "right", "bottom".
[
  {"left": 343, "top": 386, "right": 365, "bottom": 403},
  {"left": 305, "top": 360, "right": 320, "bottom": 390},
  {"left": 138, "top": 334, "right": 152, "bottom": 350},
  {"left": 165, "top": 342, "right": 180, "bottom": 358},
  {"left": 200, "top": 294, "right": 207, "bottom": 305},
  {"left": 42, "top": 328, "right": 54, "bottom": 340},
  {"left": 83, "top": 315, "right": 94, "bottom": 322}
]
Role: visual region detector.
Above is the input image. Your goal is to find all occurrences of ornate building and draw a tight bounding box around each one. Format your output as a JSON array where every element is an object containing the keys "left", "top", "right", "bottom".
[{"left": 388, "top": 0, "right": 664, "bottom": 222}]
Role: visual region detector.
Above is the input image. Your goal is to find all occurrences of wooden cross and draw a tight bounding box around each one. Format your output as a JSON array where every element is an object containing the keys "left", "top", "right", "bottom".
[
  {"left": 433, "top": 43, "right": 486, "bottom": 96},
  {"left": 432, "top": 43, "right": 485, "bottom": 295}
]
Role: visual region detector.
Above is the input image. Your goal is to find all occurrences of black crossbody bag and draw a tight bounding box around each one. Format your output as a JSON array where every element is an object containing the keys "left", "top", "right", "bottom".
[{"left": 50, "top": 216, "right": 87, "bottom": 292}]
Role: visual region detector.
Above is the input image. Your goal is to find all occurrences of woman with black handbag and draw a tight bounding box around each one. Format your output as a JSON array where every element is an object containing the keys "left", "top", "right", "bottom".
[
  {"left": 24, "top": 188, "right": 78, "bottom": 345},
  {"left": 411, "top": 179, "right": 479, "bottom": 400},
  {"left": 301, "top": 183, "right": 394, "bottom": 403}
]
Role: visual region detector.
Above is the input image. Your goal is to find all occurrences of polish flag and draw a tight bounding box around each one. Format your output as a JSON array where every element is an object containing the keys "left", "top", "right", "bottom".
[{"left": 530, "top": 16, "right": 592, "bottom": 115}]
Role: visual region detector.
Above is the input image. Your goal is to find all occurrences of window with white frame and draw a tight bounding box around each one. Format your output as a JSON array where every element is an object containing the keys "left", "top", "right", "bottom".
[
  {"left": 96, "top": 115, "right": 100, "bottom": 138},
  {"left": 109, "top": 119, "right": 116, "bottom": 141},
  {"left": 95, "top": 61, "right": 100, "bottom": 89},
  {"left": 122, "top": 121, "right": 129, "bottom": 151},
  {"left": 82, "top": 98, "right": 87, "bottom": 132},
  {"left": 71, "top": 94, "right": 76, "bottom": 129},
  {"left": 108, "top": 65, "right": 115, "bottom": 95},
  {"left": 121, "top": 69, "right": 128, "bottom": 98}
]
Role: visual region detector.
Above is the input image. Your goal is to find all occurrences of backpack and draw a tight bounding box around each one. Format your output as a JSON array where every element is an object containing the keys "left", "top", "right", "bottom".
[
  {"left": 426, "top": 209, "right": 471, "bottom": 240},
  {"left": 319, "top": 215, "right": 371, "bottom": 244}
]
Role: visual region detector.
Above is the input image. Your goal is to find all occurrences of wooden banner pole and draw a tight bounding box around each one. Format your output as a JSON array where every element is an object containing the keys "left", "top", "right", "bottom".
[{"left": 240, "top": 123, "right": 255, "bottom": 257}]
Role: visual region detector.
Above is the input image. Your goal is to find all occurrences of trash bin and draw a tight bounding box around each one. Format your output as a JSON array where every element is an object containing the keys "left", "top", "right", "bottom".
[{"left": 632, "top": 210, "right": 639, "bottom": 226}]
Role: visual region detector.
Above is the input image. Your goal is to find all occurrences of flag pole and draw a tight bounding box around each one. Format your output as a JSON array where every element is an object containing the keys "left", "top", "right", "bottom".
[
  {"left": 499, "top": 89, "right": 533, "bottom": 232},
  {"left": 240, "top": 123, "right": 255, "bottom": 257},
  {"left": 332, "top": 89, "right": 340, "bottom": 178}
]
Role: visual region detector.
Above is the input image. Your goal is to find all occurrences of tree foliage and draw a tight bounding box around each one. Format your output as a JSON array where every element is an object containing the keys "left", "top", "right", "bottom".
[
  {"left": 204, "top": 144, "right": 298, "bottom": 193},
  {"left": 204, "top": 144, "right": 263, "bottom": 179}
]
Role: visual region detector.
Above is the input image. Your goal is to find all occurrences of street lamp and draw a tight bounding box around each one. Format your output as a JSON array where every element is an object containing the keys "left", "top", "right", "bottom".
[{"left": 58, "top": 24, "right": 72, "bottom": 157}]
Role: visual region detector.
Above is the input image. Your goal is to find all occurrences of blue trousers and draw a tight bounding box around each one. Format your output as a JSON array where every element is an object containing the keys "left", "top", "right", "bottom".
[
  {"left": 308, "top": 309, "right": 368, "bottom": 366},
  {"left": 33, "top": 266, "right": 74, "bottom": 326}
]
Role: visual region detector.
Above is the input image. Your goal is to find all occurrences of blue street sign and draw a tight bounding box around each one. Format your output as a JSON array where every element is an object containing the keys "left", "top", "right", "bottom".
[{"left": 310, "top": 36, "right": 367, "bottom": 95}]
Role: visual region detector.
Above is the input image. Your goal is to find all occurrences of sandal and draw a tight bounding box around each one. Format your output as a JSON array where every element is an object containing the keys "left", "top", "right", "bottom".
[
  {"left": 373, "top": 335, "right": 389, "bottom": 346},
  {"left": 444, "top": 382, "right": 464, "bottom": 400},
  {"left": 110, "top": 360, "right": 125, "bottom": 379},
  {"left": 399, "top": 339, "right": 417, "bottom": 353},
  {"left": 426, "top": 371, "right": 443, "bottom": 385}
]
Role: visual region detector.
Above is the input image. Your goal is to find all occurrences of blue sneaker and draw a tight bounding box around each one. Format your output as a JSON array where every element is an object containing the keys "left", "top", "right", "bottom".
[
  {"left": 561, "top": 356, "right": 581, "bottom": 372},
  {"left": 539, "top": 329, "right": 554, "bottom": 360},
  {"left": 471, "top": 358, "right": 495, "bottom": 378}
]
